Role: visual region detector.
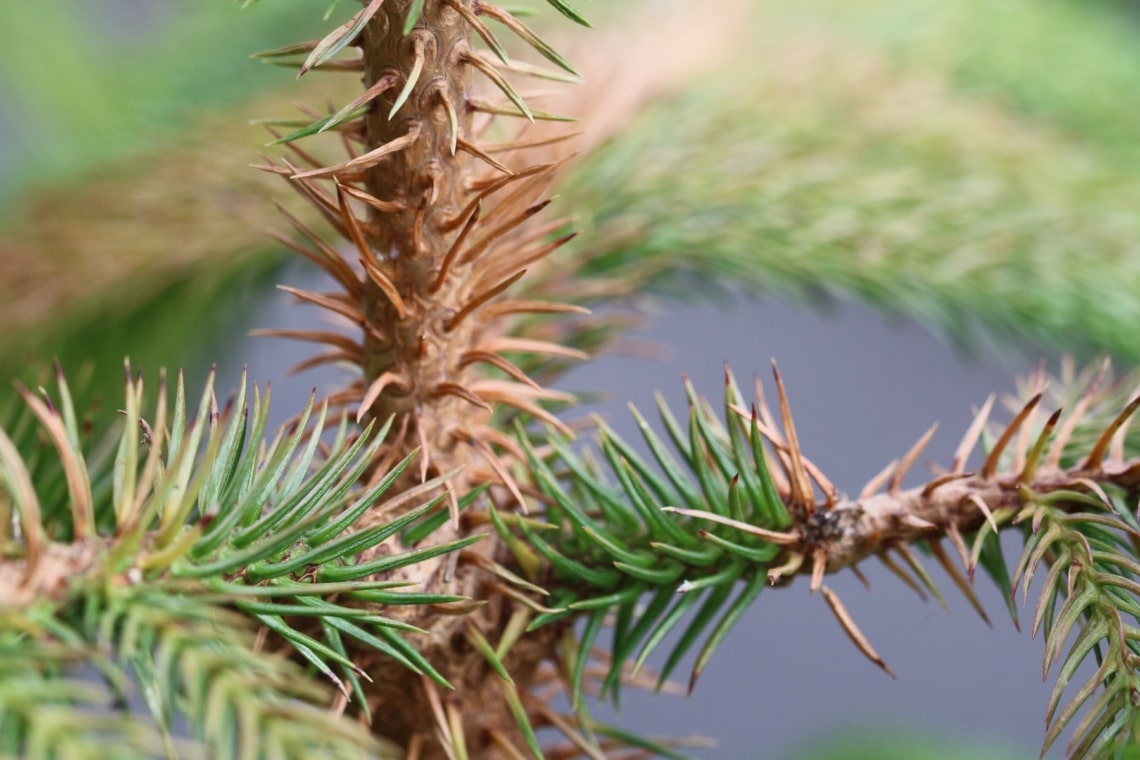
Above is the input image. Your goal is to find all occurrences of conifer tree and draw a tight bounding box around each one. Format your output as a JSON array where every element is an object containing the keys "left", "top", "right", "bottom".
[{"left": 3, "top": 2, "right": 1140, "bottom": 758}]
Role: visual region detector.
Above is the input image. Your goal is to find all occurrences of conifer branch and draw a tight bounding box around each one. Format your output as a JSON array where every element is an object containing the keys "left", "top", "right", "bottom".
[
  {"left": 500, "top": 363, "right": 1140, "bottom": 755},
  {"left": 0, "top": 364, "right": 473, "bottom": 755},
  {"left": 253, "top": 1, "right": 597, "bottom": 537},
  {"left": 7, "top": 1, "right": 1131, "bottom": 756}
]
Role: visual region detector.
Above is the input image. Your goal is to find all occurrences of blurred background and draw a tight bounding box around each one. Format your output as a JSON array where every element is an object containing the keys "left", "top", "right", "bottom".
[{"left": 2, "top": 0, "right": 1139, "bottom": 757}]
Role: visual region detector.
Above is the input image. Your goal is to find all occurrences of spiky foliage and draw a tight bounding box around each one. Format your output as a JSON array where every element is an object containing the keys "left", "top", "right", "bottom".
[
  {"left": 0, "top": 2, "right": 735, "bottom": 433},
  {"left": 6, "top": 1, "right": 1140, "bottom": 758},
  {"left": 235, "top": 2, "right": 1140, "bottom": 757},
  {"left": 0, "top": 364, "right": 475, "bottom": 758},
  {"left": 490, "top": 362, "right": 1140, "bottom": 757},
  {"left": 254, "top": 0, "right": 588, "bottom": 495},
  {"left": 240, "top": 3, "right": 742, "bottom": 755}
]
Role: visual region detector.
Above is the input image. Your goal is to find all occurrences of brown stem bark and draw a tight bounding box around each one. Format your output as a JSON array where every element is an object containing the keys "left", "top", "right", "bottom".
[{"left": 357, "top": 1, "right": 488, "bottom": 482}]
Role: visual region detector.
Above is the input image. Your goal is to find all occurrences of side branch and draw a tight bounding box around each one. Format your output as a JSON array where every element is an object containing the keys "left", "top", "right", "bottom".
[
  {"left": 820, "top": 461, "right": 1140, "bottom": 573},
  {"left": 513, "top": 361, "right": 1140, "bottom": 739}
]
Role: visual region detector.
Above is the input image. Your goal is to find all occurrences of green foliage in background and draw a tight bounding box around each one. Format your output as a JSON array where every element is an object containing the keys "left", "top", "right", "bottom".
[
  {"left": 0, "top": 2, "right": 327, "bottom": 200},
  {"left": 0, "top": 1, "right": 340, "bottom": 422},
  {"left": 562, "top": 0, "right": 1140, "bottom": 359},
  {"left": 784, "top": 0, "right": 1140, "bottom": 160},
  {"left": 783, "top": 729, "right": 1023, "bottom": 760}
]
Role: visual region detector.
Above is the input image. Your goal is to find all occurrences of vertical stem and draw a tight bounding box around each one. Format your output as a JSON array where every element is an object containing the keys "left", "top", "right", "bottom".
[{"left": 357, "top": 2, "right": 486, "bottom": 475}]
